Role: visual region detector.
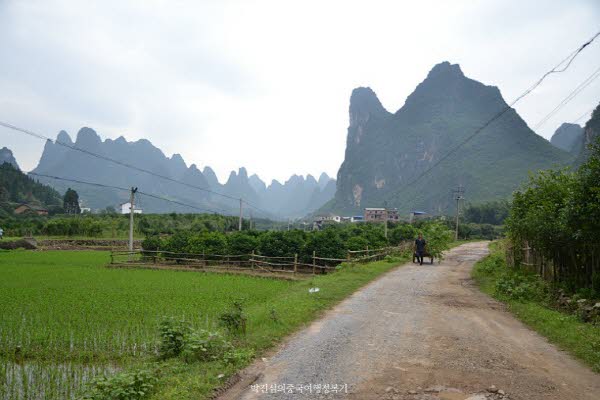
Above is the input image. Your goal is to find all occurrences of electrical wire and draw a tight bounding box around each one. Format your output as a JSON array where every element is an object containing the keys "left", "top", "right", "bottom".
[
  {"left": 533, "top": 65, "right": 600, "bottom": 130},
  {"left": 572, "top": 106, "right": 597, "bottom": 124},
  {"left": 28, "top": 172, "right": 234, "bottom": 214},
  {"left": 0, "top": 120, "right": 273, "bottom": 217},
  {"left": 391, "top": 29, "right": 600, "bottom": 208}
]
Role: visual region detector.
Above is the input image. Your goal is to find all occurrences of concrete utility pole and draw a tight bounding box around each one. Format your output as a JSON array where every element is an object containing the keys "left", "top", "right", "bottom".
[
  {"left": 384, "top": 208, "right": 388, "bottom": 239},
  {"left": 238, "top": 198, "right": 243, "bottom": 231},
  {"left": 128, "top": 187, "right": 138, "bottom": 257},
  {"left": 453, "top": 185, "right": 465, "bottom": 241}
]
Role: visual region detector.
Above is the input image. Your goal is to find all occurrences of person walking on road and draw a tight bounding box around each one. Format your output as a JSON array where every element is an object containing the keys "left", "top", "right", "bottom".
[{"left": 414, "top": 233, "right": 426, "bottom": 265}]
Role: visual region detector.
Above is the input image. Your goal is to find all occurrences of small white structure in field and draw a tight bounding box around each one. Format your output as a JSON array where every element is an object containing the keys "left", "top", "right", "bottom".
[{"left": 120, "top": 202, "right": 143, "bottom": 214}]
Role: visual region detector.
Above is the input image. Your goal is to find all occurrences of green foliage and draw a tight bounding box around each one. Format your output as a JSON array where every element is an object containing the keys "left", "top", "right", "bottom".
[
  {"left": 302, "top": 228, "right": 346, "bottom": 261},
  {"left": 141, "top": 235, "right": 161, "bottom": 252},
  {"left": 186, "top": 231, "right": 228, "bottom": 255},
  {"left": 345, "top": 236, "right": 369, "bottom": 251},
  {"left": 458, "top": 222, "right": 504, "bottom": 240},
  {"left": 227, "top": 231, "right": 259, "bottom": 255},
  {"left": 0, "top": 163, "right": 62, "bottom": 207},
  {"left": 389, "top": 224, "right": 417, "bottom": 244},
  {"left": 218, "top": 301, "right": 247, "bottom": 335},
  {"left": 158, "top": 318, "right": 191, "bottom": 359},
  {"left": 83, "top": 368, "right": 158, "bottom": 400},
  {"left": 63, "top": 188, "right": 81, "bottom": 214},
  {"left": 464, "top": 200, "right": 509, "bottom": 225},
  {"left": 495, "top": 272, "right": 547, "bottom": 301},
  {"left": 506, "top": 136, "right": 600, "bottom": 294},
  {"left": 258, "top": 230, "right": 306, "bottom": 258},
  {"left": 181, "top": 329, "right": 234, "bottom": 363},
  {"left": 420, "top": 221, "right": 453, "bottom": 259}
]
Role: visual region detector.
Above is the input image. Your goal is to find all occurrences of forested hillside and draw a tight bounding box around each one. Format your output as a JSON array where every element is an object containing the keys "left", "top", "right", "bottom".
[{"left": 0, "top": 163, "right": 62, "bottom": 215}]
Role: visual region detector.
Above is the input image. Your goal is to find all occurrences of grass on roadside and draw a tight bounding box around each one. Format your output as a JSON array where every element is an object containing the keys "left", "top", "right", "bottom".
[{"left": 472, "top": 241, "right": 600, "bottom": 372}]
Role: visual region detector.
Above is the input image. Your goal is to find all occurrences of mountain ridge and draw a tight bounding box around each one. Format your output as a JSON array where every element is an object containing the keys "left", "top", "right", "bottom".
[
  {"left": 32, "top": 128, "right": 335, "bottom": 217},
  {"left": 327, "top": 61, "right": 574, "bottom": 215}
]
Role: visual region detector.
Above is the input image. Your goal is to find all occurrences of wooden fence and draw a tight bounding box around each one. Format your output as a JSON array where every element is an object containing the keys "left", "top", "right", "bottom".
[
  {"left": 508, "top": 240, "right": 600, "bottom": 291},
  {"left": 109, "top": 242, "right": 412, "bottom": 276}
]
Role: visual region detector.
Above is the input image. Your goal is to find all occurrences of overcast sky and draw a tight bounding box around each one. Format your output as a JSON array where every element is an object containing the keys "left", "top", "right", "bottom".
[{"left": 1, "top": 0, "right": 599, "bottom": 183}]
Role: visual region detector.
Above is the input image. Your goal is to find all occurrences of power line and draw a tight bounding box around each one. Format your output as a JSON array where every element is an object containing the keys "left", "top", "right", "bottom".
[
  {"left": 390, "top": 29, "right": 600, "bottom": 208},
  {"left": 572, "top": 106, "right": 597, "bottom": 124},
  {"left": 0, "top": 120, "right": 272, "bottom": 217},
  {"left": 28, "top": 172, "right": 232, "bottom": 214},
  {"left": 533, "top": 65, "right": 600, "bottom": 130}
]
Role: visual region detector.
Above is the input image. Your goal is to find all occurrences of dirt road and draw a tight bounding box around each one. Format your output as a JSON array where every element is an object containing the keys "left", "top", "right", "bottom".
[{"left": 219, "top": 242, "right": 600, "bottom": 400}]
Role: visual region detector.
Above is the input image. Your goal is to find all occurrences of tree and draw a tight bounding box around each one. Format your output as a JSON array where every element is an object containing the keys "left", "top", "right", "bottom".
[
  {"left": 63, "top": 188, "right": 81, "bottom": 214},
  {"left": 227, "top": 232, "right": 259, "bottom": 255}
]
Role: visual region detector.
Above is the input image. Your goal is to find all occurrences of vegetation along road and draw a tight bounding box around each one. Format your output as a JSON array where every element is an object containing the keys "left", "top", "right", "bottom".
[{"left": 220, "top": 242, "right": 600, "bottom": 400}]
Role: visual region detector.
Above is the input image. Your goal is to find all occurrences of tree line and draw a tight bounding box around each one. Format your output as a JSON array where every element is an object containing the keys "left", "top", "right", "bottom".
[
  {"left": 141, "top": 221, "right": 453, "bottom": 263},
  {"left": 506, "top": 137, "right": 600, "bottom": 296}
]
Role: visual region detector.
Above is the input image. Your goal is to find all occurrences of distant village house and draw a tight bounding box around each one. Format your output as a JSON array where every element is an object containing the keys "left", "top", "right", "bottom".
[
  {"left": 14, "top": 204, "right": 48, "bottom": 216},
  {"left": 364, "top": 207, "right": 399, "bottom": 222},
  {"left": 120, "top": 202, "right": 143, "bottom": 214}
]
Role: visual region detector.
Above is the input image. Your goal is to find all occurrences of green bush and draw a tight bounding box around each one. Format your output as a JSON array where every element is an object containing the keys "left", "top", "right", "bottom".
[
  {"left": 302, "top": 228, "right": 346, "bottom": 262},
  {"left": 495, "top": 271, "right": 547, "bottom": 301},
  {"left": 83, "top": 368, "right": 158, "bottom": 400},
  {"left": 181, "top": 329, "right": 234, "bottom": 363},
  {"left": 218, "top": 301, "right": 247, "bottom": 335},
  {"left": 421, "top": 222, "right": 453, "bottom": 259},
  {"left": 158, "top": 318, "right": 191, "bottom": 359},
  {"left": 141, "top": 235, "right": 162, "bottom": 252},
  {"left": 186, "top": 231, "right": 228, "bottom": 255},
  {"left": 258, "top": 230, "right": 306, "bottom": 258},
  {"left": 389, "top": 224, "right": 417, "bottom": 244},
  {"left": 227, "top": 231, "right": 259, "bottom": 255},
  {"left": 345, "top": 236, "right": 369, "bottom": 251}
]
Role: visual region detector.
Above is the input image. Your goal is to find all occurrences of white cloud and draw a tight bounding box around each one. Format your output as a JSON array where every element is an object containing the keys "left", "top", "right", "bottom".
[{"left": 1, "top": 0, "right": 599, "bottom": 183}]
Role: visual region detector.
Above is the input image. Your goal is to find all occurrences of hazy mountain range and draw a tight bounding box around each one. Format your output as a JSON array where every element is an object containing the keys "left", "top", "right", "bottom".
[
  {"left": 321, "top": 61, "right": 576, "bottom": 215},
  {"left": 29, "top": 128, "right": 335, "bottom": 218}
]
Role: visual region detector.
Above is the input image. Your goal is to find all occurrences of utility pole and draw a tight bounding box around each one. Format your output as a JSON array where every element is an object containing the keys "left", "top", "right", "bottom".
[
  {"left": 249, "top": 211, "right": 253, "bottom": 230},
  {"left": 128, "top": 187, "right": 138, "bottom": 258},
  {"left": 238, "top": 198, "right": 243, "bottom": 231},
  {"left": 453, "top": 185, "right": 465, "bottom": 241},
  {"left": 384, "top": 208, "right": 388, "bottom": 239}
]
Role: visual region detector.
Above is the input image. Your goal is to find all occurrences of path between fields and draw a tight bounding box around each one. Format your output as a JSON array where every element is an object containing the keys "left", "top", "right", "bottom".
[{"left": 218, "top": 242, "right": 600, "bottom": 400}]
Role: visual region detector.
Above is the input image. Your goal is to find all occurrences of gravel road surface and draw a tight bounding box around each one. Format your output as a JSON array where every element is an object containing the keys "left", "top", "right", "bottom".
[{"left": 218, "top": 242, "right": 600, "bottom": 400}]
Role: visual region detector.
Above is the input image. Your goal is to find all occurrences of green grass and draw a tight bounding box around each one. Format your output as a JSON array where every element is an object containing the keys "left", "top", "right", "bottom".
[
  {"left": 0, "top": 250, "right": 409, "bottom": 399},
  {"left": 472, "top": 242, "right": 600, "bottom": 373}
]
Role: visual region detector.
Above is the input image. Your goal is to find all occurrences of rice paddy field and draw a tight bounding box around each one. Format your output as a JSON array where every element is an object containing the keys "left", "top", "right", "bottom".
[{"left": 0, "top": 249, "right": 408, "bottom": 399}]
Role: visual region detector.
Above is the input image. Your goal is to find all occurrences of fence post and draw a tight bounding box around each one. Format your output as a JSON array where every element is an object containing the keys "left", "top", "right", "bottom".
[
  {"left": 110, "top": 251, "right": 114, "bottom": 264},
  {"left": 347, "top": 251, "right": 351, "bottom": 263},
  {"left": 312, "top": 250, "right": 316, "bottom": 275},
  {"left": 251, "top": 250, "right": 255, "bottom": 270},
  {"left": 294, "top": 253, "right": 298, "bottom": 274}
]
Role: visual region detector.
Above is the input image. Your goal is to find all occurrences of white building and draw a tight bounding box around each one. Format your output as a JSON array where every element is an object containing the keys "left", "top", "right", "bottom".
[
  {"left": 120, "top": 202, "right": 143, "bottom": 214},
  {"left": 314, "top": 215, "right": 341, "bottom": 223}
]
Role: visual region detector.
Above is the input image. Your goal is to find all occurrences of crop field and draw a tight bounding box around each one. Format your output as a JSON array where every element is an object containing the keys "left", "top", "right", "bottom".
[{"left": 0, "top": 249, "right": 409, "bottom": 399}]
